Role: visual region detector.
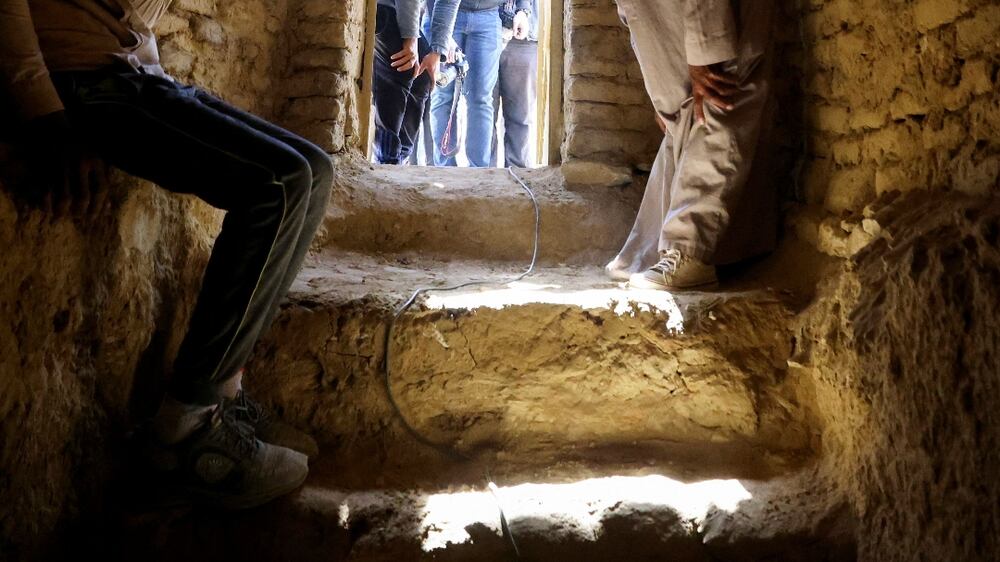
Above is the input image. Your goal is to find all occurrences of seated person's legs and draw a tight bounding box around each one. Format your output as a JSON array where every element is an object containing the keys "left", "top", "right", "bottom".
[{"left": 53, "top": 68, "right": 329, "bottom": 507}]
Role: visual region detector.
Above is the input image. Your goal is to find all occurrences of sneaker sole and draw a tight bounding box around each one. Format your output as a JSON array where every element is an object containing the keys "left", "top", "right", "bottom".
[
  {"left": 627, "top": 278, "right": 719, "bottom": 291},
  {"left": 172, "top": 469, "right": 310, "bottom": 511}
]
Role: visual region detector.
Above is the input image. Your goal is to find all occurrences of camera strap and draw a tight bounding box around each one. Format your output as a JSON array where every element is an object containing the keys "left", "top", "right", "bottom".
[{"left": 439, "top": 72, "right": 465, "bottom": 158}]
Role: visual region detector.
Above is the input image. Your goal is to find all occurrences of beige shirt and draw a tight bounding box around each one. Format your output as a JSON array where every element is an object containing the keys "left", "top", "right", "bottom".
[{"left": 0, "top": 0, "right": 171, "bottom": 122}]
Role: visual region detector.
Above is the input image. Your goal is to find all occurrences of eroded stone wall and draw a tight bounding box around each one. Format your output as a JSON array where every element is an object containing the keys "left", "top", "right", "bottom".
[
  {"left": 0, "top": 3, "right": 294, "bottom": 558},
  {"left": 794, "top": 192, "right": 1000, "bottom": 562}
]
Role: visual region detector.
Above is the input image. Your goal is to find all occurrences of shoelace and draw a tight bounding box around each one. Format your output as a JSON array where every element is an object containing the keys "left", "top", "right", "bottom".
[
  {"left": 230, "top": 391, "right": 267, "bottom": 426},
  {"left": 218, "top": 399, "right": 259, "bottom": 456},
  {"left": 650, "top": 249, "right": 682, "bottom": 275}
]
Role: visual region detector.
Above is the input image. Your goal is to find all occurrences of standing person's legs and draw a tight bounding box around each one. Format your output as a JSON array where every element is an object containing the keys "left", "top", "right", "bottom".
[
  {"left": 372, "top": 5, "right": 418, "bottom": 164},
  {"left": 430, "top": 10, "right": 470, "bottom": 167},
  {"left": 398, "top": 36, "right": 434, "bottom": 162},
  {"left": 615, "top": 0, "right": 773, "bottom": 267},
  {"left": 499, "top": 39, "right": 537, "bottom": 168},
  {"left": 605, "top": 134, "right": 676, "bottom": 279},
  {"left": 461, "top": 9, "right": 503, "bottom": 167}
]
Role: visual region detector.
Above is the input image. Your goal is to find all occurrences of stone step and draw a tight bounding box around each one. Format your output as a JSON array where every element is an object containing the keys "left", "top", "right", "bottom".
[
  {"left": 120, "top": 466, "right": 855, "bottom": 561},
  {"left": 244, "top": 250, "right": 813, "bottom": 481},
  {"left": 323, "top": 156, "right": 641, "bottom": 264}
]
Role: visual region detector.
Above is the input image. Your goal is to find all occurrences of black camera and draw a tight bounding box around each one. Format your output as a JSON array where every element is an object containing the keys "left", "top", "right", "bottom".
[{"left": 436, "top": 50, "right": 469, "bottom": 89}]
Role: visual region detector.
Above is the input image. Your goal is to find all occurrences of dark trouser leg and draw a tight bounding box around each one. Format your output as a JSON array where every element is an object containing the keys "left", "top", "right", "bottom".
[
  {"left": 54, "top": 70, "right": 326, "bottom": 405},
  {"left": 373, "top": 4, "right": 428, "bottom": 165},
  {"left": 194, "top": 91, "right": 333, "bottom": 335},
  {"left": 398, "top": 64, "right": 432, "bottom": 162}
]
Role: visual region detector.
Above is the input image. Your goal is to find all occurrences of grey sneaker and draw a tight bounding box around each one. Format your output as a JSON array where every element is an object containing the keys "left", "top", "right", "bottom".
[
  {"left": 152, "top": 401, "right": 309, "bottom": 510},
  {"left": 628, "top": 249, "right": 718, "bottom": 290},
  {"left": 225, "top": 391, "right": 320, "bottom": 460}
]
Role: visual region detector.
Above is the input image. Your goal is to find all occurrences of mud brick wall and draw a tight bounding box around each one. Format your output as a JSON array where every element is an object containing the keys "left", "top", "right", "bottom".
[
  {"left": 786, "top": 0, "right": 1000, "bottom": 255},
  {"left": 796, "top": 0, "right": 1000, "bottom": 212},
  {"left": 278, "top": 0, "right": 367, "bottom": 153},
  {"left": 561, "top": 0, "right": 661, "bottom": 171}
]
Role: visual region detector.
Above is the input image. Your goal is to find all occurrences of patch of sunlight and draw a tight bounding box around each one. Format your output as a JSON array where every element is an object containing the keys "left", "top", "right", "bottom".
[
  {"left": 424, "top": 284, "right": 685, "bottom": 332},
  {"left": 419, "top": 475, "right": 751, "bottom": 552}
]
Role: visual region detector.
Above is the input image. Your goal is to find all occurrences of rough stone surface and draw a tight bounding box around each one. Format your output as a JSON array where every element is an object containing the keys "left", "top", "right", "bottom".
[
  {"left": 793, "top": 192, "right": 1000, "bottom": 561},
  {"left": 115, "top": 467, "right": 853, "bottom": 561},
  {"left": 321, "top": 155, "right": 641, "bottom": 264},
  {"left": 783, "top": 0, "right": 1000, "bottom": 256},
  {"left": 246, "top": 251, "right": 810, "bottom": 475}
]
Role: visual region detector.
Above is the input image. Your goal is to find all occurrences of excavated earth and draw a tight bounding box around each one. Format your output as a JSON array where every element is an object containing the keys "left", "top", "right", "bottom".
[{"left": 114, "top": 160, "right": 856, "bottom": 561}]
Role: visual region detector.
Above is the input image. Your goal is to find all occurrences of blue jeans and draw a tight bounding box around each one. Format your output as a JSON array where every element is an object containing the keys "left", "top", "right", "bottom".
[{"left": 430, "top": 8, "right": 502, "bottom": 167}]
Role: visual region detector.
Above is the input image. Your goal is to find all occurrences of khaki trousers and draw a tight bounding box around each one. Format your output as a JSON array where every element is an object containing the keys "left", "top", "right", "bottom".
[{"left": 609, "top": 0, "right": 777, "bottom": 271}]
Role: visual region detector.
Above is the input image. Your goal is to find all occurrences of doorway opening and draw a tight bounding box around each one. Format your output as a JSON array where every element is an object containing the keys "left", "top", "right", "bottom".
[{"left": 358, "top": 0, "right": 563, "bottom": 169}]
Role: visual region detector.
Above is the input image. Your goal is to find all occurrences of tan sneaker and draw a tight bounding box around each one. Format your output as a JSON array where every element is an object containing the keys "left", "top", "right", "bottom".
[{"left": 628, "top": 249, "right": 717, "bottom": 290}]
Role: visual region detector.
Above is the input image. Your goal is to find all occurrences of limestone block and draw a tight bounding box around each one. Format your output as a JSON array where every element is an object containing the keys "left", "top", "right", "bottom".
[
  {"left": 561, "top": 160, "right": 633, "bottom": 187},
  {"left": 192, "top": 16, "right": 225, "bottom": 45},
  {"left": 159, "top": 39, "right": 195, "bottom": 77},
  {"left": 285, "top": 96, "right": 345, "bottom": 124},
  {"left": 874, "top": 164, "right": 929, "bottom": 196},
  {"left": 823, "top": 165, "right": 875, "bottom": 213},
  {"left": 157, "top": 12, "right": 190, "bottom": 36},
  {"left": 955, "top": 4, "right": 1000, "bottom": 56},
  {"left": 291, "top": 48, "right": 354, "bottom": 72},
  {"left": 913, "top": 0, "right": 968, "bottom": 32},
  {"left": 921, "top": 114, "right": 966, "bottom": 151},
  {"left": 566, "top": 77, "right": 649, "bottom": 105},
  {"left": 174, "top": 0, "right": 216, "bottom": 16},
  {"left": 806, "top": 104, "right": 851, "bottom": 135}
]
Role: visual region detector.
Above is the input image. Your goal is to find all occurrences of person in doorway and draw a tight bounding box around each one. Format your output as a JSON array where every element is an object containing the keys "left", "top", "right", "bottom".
[
  {"left": 1, "top": 0, "right": 332, "bottom": 508},
  {"left": 373, "top": 0, "right": 460, "bottom": 164},
  {"left": 606, "top": 1, "right": 777, "bottom": 290},
  {"left": 491, "top": 0, "right": 538, "bottom": 168},
  {"left": 429, "top": 0, "right": 531, "bottom": 167}
]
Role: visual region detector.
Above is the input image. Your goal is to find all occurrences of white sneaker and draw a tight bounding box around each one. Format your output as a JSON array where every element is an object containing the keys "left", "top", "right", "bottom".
[
  {"left": 628, "top": 249, "right": 717, "bottom": 290},
  {"left": 604, "top": 261, "right": 632, "bottom": 282}
]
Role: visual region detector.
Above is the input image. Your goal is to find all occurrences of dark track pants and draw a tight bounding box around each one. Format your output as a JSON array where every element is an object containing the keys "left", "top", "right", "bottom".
[{"left": 53, "top": 68, "right": 333, "bottom": 405}]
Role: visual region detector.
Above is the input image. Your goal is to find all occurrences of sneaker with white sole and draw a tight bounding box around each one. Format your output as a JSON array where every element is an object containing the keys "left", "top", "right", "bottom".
[{"left": 628, "top": 249, "right": 717, "bottom": 290}]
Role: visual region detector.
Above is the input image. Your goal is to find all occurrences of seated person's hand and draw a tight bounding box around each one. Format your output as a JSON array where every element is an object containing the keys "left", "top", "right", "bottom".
[
  {"left": 513, "top": 10, "right": 530, "bottom": 40},
  {"left": 391, "top": 37, "right": 420, "bottom": 76},
  {"left": 25, "top": 110, "right": 109, "bottom": 218},
  {"left": 688, "top": 64, "right": 740, "bottom": 125},
  {"left": 418, "top": 52, "right": 442, "bottom": 87}
]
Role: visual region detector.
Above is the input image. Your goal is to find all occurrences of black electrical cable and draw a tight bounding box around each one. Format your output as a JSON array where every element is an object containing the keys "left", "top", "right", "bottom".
[{"left": 380, "top": 166, "right": 539, "bottom": 560}]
